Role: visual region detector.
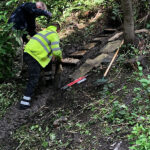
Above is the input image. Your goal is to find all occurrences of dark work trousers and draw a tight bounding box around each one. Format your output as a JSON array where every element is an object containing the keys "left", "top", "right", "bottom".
[{"left": 23, "top": 53, "right": 41, "bottom": 97}]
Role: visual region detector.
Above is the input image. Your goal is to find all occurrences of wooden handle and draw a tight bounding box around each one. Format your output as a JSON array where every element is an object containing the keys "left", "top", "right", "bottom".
[{"left": 103, "top": 40, "right": 124, "bottom": 77}]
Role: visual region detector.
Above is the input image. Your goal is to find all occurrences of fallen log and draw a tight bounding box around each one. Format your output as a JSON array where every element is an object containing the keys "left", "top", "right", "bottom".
[
  {"left": 108, "top": 32, "right": 123, "bottom": 42},
  {"left": 108, "top": 29, "right": 150, "bottom": 42}
]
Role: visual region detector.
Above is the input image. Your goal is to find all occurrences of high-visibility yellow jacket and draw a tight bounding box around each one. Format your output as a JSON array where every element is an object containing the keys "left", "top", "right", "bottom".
[{"left": 24, "top": 25, "right": 62, "bottom": 68}]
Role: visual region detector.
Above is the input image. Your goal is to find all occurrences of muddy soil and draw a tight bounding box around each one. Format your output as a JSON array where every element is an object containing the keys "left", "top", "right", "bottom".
[
  {"left": 1, "top": 9, "right": 149, "bottom": 150},
  {"left": 0, "top": 28, "right": 129, "bottom": 150}
]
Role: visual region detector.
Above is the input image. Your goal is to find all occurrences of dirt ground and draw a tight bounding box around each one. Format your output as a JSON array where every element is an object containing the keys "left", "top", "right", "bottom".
[{"left": 0, "top": 8, "right": 150, "bottom": 150}]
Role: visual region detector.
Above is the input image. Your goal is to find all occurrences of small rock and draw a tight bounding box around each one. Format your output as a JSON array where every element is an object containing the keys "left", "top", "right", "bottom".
[
  {"left": 53, "top": 120, "right": 59, "bottom": 127},
  {"left": 59, "top": 116, "right": 68, "bottom": 122},
  {"left": 73, "top": 134, "right": 83, "bottom": 143},
  {"left": 114, "top": 141, "right": 122, "bottom": 150},
  {"left": 53, "top": 116, "right": 68, "bottom": 127},
  {"left": 110, "top": 142, "right": 117, "bottom": 149}
]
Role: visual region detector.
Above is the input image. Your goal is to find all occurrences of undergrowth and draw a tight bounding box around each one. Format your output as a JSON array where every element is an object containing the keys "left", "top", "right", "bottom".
[
  {"left": 0, "top": 0, "right": 150, "bottom": 149},
  {"left": 0, "top": 82, "right": 23, "bottom": 118},
  {"left": 12, "top": 46, "right": 150, "bottom": 149}
]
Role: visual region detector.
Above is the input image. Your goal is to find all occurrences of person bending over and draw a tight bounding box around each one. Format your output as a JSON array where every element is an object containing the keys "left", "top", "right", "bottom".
[
  {"left": 20, "top": 23, "right": 62, "bottom": 110},
  {"left": 8, "top": 1, "right": 52, "bottom": 43}
]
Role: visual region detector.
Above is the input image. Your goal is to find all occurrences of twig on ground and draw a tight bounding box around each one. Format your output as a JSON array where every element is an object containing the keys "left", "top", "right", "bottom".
[{"left": 15, "top": 138, "right": 26, "bottom": 150}]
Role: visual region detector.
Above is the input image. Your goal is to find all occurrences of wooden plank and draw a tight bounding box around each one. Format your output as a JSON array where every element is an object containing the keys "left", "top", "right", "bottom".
[
  {"left": 70, "top": 53, "right": 109, "bottom": 79},
  {"left": 108, "top": 29, "right": 150, "bottom": 42},
  {"left": 83, "top": 42, "right": 97, "bottom": 50},
  {"left": 61, "top": 58, "right": 80, "bottom": 65},
  {"left": 101, "top": 40, "right": 122, "bottom": 53},
  {"left": 108, "top": 32, "right": 123, "bottom": 42},
  {"left": 102, "top": 53, "right": 114, "bottom": 63},
  {"left": 70, "top": 50, "right": 87, "bottom": 58},
  {"left": 104, "top": 28, "right": 117, "bottom": 33},
  {"left": 135, "top": 29, "right": 150, "bottom": 34},
  {"left": 97, "top": 34, "right": 109, "bottom": 37},
  {"left": 91, "top": 37, "right": 103, "bottom": 42}
]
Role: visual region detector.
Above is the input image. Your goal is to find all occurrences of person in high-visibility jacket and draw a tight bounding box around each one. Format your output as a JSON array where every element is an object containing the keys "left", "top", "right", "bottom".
[{"left": 20, "top": 23, "right": 62, "bottom": 110}]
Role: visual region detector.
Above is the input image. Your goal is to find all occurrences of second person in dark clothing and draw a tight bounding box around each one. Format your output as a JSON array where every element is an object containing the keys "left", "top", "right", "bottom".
[{"left": 8, "top": 1, "right": 52, "bottom": 43}]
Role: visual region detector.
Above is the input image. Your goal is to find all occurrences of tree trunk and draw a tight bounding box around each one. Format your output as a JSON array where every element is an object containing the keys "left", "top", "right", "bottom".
[{"left": 121, "top": 0, "right": 135, "bottom": 44}]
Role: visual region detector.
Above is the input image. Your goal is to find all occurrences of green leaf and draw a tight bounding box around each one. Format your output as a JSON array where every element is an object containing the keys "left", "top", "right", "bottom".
[
  {"left": 6, "top": 0, "right": 13, "bottom": 6},
  {"left": 138, "top": 66, "right": 143, "bottom": 71},
  {"left": 45, "top": 126, "right": 49, "bottom": 132},
  {"left": 42, "top": 141, "right": 49, "bottom": 148},
  {"left": 49, "top": 133, "right": 56, "bottom": 141},
  {"left": 119, "top": 110, "right": 126, "bottom": 115}
]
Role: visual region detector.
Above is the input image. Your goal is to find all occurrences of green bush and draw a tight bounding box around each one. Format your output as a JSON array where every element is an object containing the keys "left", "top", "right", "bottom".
[
  {"left": 128, "top": 121, "right": 150, "bottom": 150},
  {"left": 42, "top": 0, "right": 103, "bottom": 22},
  {"left": 0, "top": 13, "right": 20, "bottom": 80}
]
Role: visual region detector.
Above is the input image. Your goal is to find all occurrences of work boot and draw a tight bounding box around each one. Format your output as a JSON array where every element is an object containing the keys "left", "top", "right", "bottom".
[{"left": 19, "top": 95, "right": 31, "bottom": 110}]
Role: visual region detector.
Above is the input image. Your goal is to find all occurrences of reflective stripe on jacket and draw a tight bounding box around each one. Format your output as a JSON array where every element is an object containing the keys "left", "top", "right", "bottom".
[{"left": 24, "top": 25, "right": 62, "bottom": 68}]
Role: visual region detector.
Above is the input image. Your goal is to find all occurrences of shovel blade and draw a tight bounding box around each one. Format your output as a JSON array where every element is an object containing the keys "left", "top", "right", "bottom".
[{"left": 94, "top": 77, "right": 108, "bottom": 86}]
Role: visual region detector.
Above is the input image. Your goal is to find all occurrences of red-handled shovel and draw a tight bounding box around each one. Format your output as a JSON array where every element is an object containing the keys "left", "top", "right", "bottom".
[{"left": 61, "top": 76, "right": 87, "bottom": 90}]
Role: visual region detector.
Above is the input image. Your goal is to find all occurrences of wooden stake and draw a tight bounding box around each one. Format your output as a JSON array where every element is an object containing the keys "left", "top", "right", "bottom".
[{"left": 103, "top": 40, "right": 124, "bottom": 77}]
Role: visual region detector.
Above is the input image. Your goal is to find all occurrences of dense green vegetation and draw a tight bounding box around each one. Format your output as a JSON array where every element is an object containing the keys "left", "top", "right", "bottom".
[
  {"left": 0, "top": 0, "right": 149, "bottom": 79},
  {"left": 0, "top": 82, "right": 23, "bottom": 117},
  {"left": 10, "top": 46, "right": 150, "bottom": 149},
  {"left": 0, "top": 15, "right": 19, "bottom": 79},
  {"left": 12, "top": 60, "right": 150, "bottom": 149},
  {"left": 0, "top": 0, "right": 104, "bottom": 80},
  {"left": 0, "top": 0, "right": 149, "bottom": 149}
]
